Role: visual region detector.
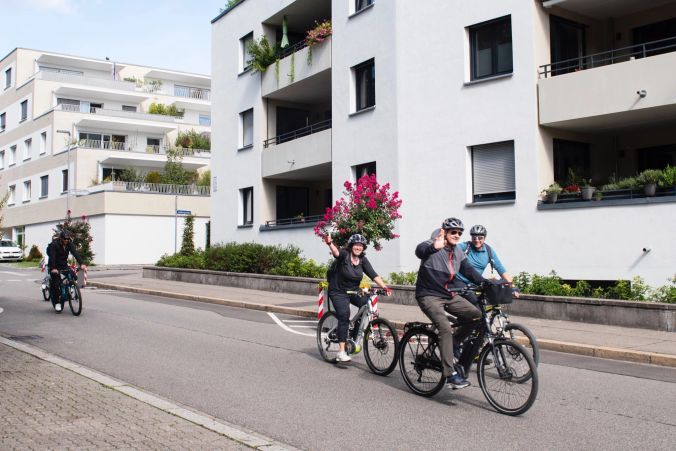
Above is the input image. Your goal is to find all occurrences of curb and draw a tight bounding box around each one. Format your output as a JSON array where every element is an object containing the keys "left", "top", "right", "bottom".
[
  {"left": 88, "top": 281, "right": 676, "bottom": 368},
  {"left": 0, "top": 335, "right": 298, "bottom": 451}
]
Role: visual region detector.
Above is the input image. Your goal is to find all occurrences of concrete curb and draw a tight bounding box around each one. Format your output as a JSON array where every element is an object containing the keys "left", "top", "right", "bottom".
[
  {"left": 88, "top": 281, "right": 676, "bottom": 368},
  {"left": 0, "top": 335, "right": 298, "bottom": 451}
]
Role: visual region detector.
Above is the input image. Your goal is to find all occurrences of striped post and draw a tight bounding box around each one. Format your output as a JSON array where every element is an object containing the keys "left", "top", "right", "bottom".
[
  {"left": 317, "top": 287, "right": 325, "bottom": 319},
  {"left": 82, "top": 267, "right": 87, "bottom": 288},
  {"left": 39, "top": 258, "right": 46, "bottom": 272},
  {"left": 370, "top": 293, "right": 379, "bottom": 315}
]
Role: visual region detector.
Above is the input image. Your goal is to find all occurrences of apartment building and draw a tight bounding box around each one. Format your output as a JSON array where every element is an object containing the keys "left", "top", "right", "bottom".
[
  {"left": 0, "top": 48, "right": 212, "bottom": 264},
  {"left": 211, "top": 0, "right": 676, "bottom": 286}
]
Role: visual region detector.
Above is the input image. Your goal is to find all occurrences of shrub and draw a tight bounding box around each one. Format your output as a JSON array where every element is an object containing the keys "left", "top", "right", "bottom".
[
  {"left": 175, "top": 129, "right": 211, "bottom": 150},
  {"left": 247, "top": 36, "right": 280, "bottom": 73},
  {"left": 148, "top": 103, "right": 184, "bottom": 118},
  {"left": 26, "top": 245, "right": 43, "bottom": 262},
  {"left": 157, "top": 252, "right": 205, "bottom": 269},
  {"left": 636, "top": 169, "right": 662, "bottom": 186},
  {"left": 180, "top": 215, "right": 195, "bottom": 256},
  {"left": 388, "top": 271, "right": 417, "bottom": 286},
  {"left": 197, "top": 170, "right": 211, "bottom": 187},
  {"left": 616, "top": 176, "right": 639, "bottom": 190},
  {"left": 144, "top": 171, "right": 163, "bottom": 184},
  {"left": 658, "top": 165, "right": 676, "bottom": 188},
  {"left": 119, "top": 168, "right": 143, "bottom": 183}
]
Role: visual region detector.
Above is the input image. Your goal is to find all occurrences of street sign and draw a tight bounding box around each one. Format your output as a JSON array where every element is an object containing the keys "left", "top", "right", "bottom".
[{"left": 176, "top": 210, "right": 192, "bottom": 215}]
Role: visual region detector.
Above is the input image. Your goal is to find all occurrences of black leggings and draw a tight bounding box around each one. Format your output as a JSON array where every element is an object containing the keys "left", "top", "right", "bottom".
[{"left": 328, "top": 291, "right": 369, "bottom": 342}]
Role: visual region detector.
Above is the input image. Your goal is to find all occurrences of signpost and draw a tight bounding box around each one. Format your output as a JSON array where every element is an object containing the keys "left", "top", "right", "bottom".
[{"left": 176, "top": 210, "right": 192, "bottom": 215}]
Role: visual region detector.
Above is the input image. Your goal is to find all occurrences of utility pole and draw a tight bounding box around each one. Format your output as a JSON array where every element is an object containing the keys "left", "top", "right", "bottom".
[
  {"left": 174, "top": 195, "right": 178, "bottom": 253},
  {"left": 56, "top": 129, "right": 71, "bottom": 214}
]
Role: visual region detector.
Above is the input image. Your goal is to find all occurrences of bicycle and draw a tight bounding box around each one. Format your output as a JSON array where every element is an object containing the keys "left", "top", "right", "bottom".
[
  {"left": 486, "top": 300, "right": 540, "bottom": 366},
  {"left": 317, "top": 288, "right": 399, "bottom": 376},
  {"left": 53, "top": 268, "right": 83, "bottom": 316},
  {"left": 398, "top": 282, "right": 538, "bottom": 416},
  {"left": 40, "top": 274, "right": 51, "bottom": 302}
]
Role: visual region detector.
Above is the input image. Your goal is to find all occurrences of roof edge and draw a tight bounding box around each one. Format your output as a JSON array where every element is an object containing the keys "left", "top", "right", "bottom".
[{"left": 211, "top": 0, "right": 247, "bottom": 24}]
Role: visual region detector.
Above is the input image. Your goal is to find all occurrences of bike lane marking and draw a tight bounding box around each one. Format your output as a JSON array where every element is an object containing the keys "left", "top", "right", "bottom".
[{"left": 267, "top": 312, "right": 315, "bottom": 337}]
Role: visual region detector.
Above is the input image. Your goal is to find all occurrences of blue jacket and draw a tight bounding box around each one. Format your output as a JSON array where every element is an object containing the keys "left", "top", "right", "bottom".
[{"left": 456, "top": 241, "right": 506, "bottom": 284}]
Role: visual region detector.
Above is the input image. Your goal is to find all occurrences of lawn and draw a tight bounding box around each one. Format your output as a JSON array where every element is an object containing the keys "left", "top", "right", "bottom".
[{"left": 1, "top": 260, "right": 42, "bottom": 269}]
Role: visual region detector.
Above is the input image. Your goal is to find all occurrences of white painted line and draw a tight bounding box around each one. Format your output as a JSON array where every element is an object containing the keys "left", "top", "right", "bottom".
[
  {"left": 267, "top": 312, "right": 315, "bottom": 337},
  {"left": 0, "top": 271, "right": 25, "bottom": 276},
  {"left": 289, "top": 325, "right": 316, "bottom": 329},
  {"left": 0, "top": 307, "right": 3, "bottom": 315},
  {"left": 283, "top": 320, "right": 317, "bottom": 323},
  {"left": 6, "top": 279, "right": 22, "bottom": 282}
]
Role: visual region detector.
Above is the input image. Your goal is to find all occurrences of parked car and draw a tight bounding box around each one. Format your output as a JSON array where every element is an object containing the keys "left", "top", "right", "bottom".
[{"left": 0, "top": 239, "right": 23, "bottom": 262}]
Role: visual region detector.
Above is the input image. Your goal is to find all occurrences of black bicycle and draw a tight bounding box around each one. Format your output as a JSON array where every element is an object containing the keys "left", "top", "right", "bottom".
[
  {"left": 398, "top": 282, "right": 538, "bottom": 416},
  {"left": 486, "top": 301, "right": 540, "bottom": 366},
  {"left": 54, "top": 268, "right": 82, "bottom": 316},
  {"left": 317, "top": 288, "right": 399, "bottom": 376}
]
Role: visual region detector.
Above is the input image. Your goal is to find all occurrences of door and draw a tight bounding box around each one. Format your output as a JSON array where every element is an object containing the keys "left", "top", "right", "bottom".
[{"left": 550, "top": 16, "right": 586, "bottom": 75}]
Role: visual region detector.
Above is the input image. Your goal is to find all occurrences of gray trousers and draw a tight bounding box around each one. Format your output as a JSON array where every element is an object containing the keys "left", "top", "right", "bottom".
[{"left": 417, "top": 295, "right": 482, "bottom": 377}]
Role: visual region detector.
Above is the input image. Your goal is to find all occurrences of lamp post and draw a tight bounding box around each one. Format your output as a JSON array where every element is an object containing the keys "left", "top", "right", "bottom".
[{"left": 56, "top": 129, "right": 72, "bottom": 214}]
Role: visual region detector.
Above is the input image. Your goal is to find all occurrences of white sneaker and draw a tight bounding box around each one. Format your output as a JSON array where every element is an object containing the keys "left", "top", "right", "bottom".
[
  {"left": 335, "top": 351, "right": 352, "bottom": 362},
  {"left": 55, "top": 303, "right": 63, "bottom": 313}
]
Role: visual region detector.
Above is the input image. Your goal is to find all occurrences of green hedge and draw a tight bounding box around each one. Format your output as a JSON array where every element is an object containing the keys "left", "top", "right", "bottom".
[{"left": 157, "top": 242, "right": 327, "bottom": 279}]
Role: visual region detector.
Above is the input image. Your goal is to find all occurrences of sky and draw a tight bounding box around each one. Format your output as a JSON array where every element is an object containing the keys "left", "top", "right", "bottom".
[{"left": 0, "top": 0, "right": 226, "bottom": 75}]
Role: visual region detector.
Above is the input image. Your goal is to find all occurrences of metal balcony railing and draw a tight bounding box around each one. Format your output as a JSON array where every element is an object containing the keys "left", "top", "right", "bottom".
[
  {"left": 264, "top": 214, "right": 323, "bottom": 227},
  {"left": 539, "top": 36, "right": 676, "bottom": 78},
  {"left": 56, "top": 103, "right": 182, "bottom": 122},
  {"left": 278, "top": 39, "right": 310, "bottom": 60},
  {"left": 75, "top": 141, "right": 209, "bottom": 157},
  {"left": 263, "top": 119, "right": 331, "bottom": 148},
  {"left": 91, "top": 181, "right": 210, "bottom": 196},
  {"left": 174, "top": 85, "right": 211, "bottom": 101},
  {"left": 78, "top": 139, "right": 131, "bottom": 151}
]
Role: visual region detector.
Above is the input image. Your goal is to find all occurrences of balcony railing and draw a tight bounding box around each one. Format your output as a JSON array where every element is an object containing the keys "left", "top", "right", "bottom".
[
  {"left": 174, "top": 85, "right": 210, "bottom": 101},
  {"left": 56, "top": 103, "right": 182, "bottom": 122},
  {"left": 539, "top": 36, "right": 676, "bottom": 78},
  {"left": 78, "top": 139, "right": 132, "bottom": 151},
  {"left": 278, "top": 39, "right": 309, "bottom": 60},
  {"left": 76, "top": 141, "right": 210, "bottom": 157},
  {"left": 91, "top": 181, "right": 210, "bottom": 196},
  {"left": 263, "top": 214, "right": 323, "bottom": 227},
  {"left": 264, "top": 119, "right": 332, "bottom": 148},
  {"left": 35, "top": 70, "right": 138, "bottom": 91}
]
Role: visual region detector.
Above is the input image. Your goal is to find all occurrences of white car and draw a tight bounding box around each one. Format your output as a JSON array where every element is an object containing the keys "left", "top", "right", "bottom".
[{"left": 0, "top": 239, "right": 23, "bottom": 262}]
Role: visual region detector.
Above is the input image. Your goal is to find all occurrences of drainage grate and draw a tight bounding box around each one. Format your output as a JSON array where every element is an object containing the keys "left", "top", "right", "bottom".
[{"left": 7, "top": 335, "right": 43, "bottom": 341}]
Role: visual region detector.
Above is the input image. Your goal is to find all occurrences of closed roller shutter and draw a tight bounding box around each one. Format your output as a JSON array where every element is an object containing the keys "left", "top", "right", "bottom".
[{"left": 472, "top": 141, "right": 515, "bottom": 200}]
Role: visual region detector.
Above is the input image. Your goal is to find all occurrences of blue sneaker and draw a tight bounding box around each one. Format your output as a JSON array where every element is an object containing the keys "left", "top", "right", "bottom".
[{"left": 446, "top": 373, "right": 470, "bottom": 390}]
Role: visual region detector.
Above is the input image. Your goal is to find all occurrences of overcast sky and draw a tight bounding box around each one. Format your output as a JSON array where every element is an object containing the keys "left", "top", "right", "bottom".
[{"left": 0, "top": 0, "right": 226, "bottom": 75}]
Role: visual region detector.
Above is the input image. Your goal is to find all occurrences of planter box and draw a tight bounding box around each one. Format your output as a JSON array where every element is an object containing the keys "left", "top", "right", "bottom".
[{"left": 143, "top": 267, "right": 675, "bottom": 331}]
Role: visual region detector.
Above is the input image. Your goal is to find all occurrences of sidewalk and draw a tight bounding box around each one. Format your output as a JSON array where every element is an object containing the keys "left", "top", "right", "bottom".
[{"left": 87, "top": 273, "right": 676, "bottom": 368}]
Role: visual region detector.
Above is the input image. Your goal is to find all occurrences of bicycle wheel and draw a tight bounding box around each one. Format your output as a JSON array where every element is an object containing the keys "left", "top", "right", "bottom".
[
  {"left": 317, "top": 312, "right": 340, "bottom": 362},
  {"left": 504, "top": 323, "right": 540, "bottom": 366},
  {"left": 68, "top": 284, "right": 82, "bottom": 316},
  {"left": 398, "top": 328, "right": 445, "bottom": 397},
  {"left": 364, "top": 318, "right": 399, "bottom": 376},
  {"left": 42, "top": 286, "right": 50, "bottom": 302},
  {"left": 477, "top": 339, "right": 538, "bottom": 416}
]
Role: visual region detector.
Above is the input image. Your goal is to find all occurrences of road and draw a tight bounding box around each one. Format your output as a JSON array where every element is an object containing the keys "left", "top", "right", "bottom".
[{"left": 1, "top": 266, "right": 675, "bottom": 450}]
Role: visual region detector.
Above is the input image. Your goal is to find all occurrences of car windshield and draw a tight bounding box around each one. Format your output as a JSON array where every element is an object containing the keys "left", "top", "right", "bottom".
[{"left": 0, "top": 241, "right": 19, "bottom": 247}]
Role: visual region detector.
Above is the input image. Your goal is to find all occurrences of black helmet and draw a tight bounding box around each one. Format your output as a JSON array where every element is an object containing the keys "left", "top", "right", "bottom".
[
  {"left": 60, "top": 230, "right": 71, "bottom": 241},
  {"left": 470, "top": 224, "right": 487, "bottom": 236},
  {"left": 441, "top": 217, "right": 464, "bottom": 231},
  {"left": 347, "top": 234, "right": 368, "bottom": 249}
]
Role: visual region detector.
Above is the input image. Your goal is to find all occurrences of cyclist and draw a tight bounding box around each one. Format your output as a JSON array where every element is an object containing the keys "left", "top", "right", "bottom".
[
  {"left": 415, "top": 217, "right": 486, "bottom": 389},
  {"left": 324, "top": 233, "right": 391, "bottom": 363},
  {"left": 47, "top": 230, "right": 86, "bottom": 313}
]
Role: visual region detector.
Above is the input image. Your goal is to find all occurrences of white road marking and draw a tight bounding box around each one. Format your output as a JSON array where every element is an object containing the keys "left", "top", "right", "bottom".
[
  {"left": 267, "top": 312, "right": 315, "bottom": 337},
  {"left": 0, "top": 271, "right": 26, "bottom": 276},
  {"left": 0, "top": 307, "right": 4, "bottom": 315},
  {"left": 5, "top": 279, "right": 22, "bottom": 282},
  {"left": 283, "top": 320, "right": 317, "bottom": 323}
]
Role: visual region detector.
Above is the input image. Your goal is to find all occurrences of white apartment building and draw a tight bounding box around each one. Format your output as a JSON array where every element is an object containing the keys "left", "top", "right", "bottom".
[
  {"left": 0, "top": 48, "right": 212, "bottom": 264},
  {"left": 211, "top": 0, "right": 676, "bottom": 286}
]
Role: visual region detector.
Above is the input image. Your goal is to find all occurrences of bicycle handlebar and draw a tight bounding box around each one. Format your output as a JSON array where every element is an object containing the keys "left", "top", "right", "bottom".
[{"left": 346, "top": 288, "right": 389, "bottom": 296}]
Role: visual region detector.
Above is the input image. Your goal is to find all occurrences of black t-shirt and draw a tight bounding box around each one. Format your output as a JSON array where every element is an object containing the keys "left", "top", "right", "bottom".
[{"left": 328, "top": 249, "right": 378, "bottom": 293}]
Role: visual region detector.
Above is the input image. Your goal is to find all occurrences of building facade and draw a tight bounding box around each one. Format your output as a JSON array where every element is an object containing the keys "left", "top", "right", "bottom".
[
  {"left": 211, "top": 0, "right": 676, "bottom": 286},
  {"left": 0, "top": 48, "right": 212, "bottom": 264}
]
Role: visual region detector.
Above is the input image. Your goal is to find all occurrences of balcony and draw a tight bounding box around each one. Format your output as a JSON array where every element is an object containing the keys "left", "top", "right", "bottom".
[
  {"left": 57, "top": 103, "right": 181, "bottom": 123},
  {"left": 35, "top": 69, "right": 138, "bottom": 92},
  {"left": 77, "top": 140, "right": 210, "bottom": 159},
  {"left": 538, "top": 39, "right": 676, "bottom": 131},
  {"left": 262, "top": 126, "right": 331, "bottom": 179},
  {"left": 78, "top": 139, "right": 133, "bottom": 151},
  {"left": 264, "top": 119, "right": 331, "bottom": 148},
  {"left": 89, "top": 181, "right": 210, "bottom": 196},
  {"left": 174, "top": 85, "right": 210, "bottom": 101}
]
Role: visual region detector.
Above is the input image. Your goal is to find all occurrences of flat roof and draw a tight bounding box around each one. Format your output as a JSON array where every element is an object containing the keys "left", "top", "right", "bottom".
[{"left": 211, "top": 0, "right": 247, "bottom": 24}]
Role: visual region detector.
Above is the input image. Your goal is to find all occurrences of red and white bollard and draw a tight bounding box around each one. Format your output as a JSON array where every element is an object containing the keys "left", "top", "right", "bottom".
[
  {"left": 370, "top": 292, "right": 379, "bottom": 315},
  {"left": 317, "top": 286, "right": 325, "bottom": 319}
]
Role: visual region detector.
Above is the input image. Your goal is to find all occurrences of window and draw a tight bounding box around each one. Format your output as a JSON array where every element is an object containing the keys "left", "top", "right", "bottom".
[
  {"left": 23, "top": 138, "right": 32, "bottom": 160},
  {"left": 122, "top": 105, "right": 137, "bottom": 112},
  {"left": 9, "top": 145, "right": 16, "bottom": 165},
  {"left": 240, "top": 108, "right": 253, "bottom": 148},
  {"left": 57, "top": 98, "right": 80, "bottom": 112},
  {"left": 355, "top": 0, "right": 374, "bottom": 13},
  {"left": 40, "top": 175, "right": 49, "bottom": 198},
  {"left": 355, "top": 161, "right": 377, "bottom": 179},
  {"left": 20, "top": 100, "right": 28, "bottom": 121},
  {"left": 276, "top": 186, "right": 309, "bottom": 220},
  {"left": 0, "top": 150, "right": 4, "bottom": 169},
  {"left": 4, "top": 68, "right": 11, "bottom": 89},
  {"left": 0, "top": 112, "right": 5, "bottom": 131},
  {"left": 240, "top": 32, "right": 254, "bottom": 72},
  {"left": 469, "top": 16, "right": 513, "bottom": 80},
  {"left": 40, "top": 132, "right": 47, "bottom": 154},
  {"left": 199, "top": 114, "right": 211, "bottom": 126},
  {"left": 8, "top": 185, "right": 15, "bottom": 205},
  {"left": 146, "top": 137, "right": 161, "bottom": 153},
  {"left": 554, "top": 139, "right": 590, "bottom": 183},
  {"left": 353, "top": 59, "right": 375, "bottom": 111},
  {"left": 62, "top": 169, "right": 68, "bottom": 193},
  {"left": 471, "top": 141, "right": 515, "bottom": 202},
  {"left": 240, "top": 187, "right": 253, "bottom": 225},
  {"left": 23, "top": 180, "right": 31, "bottom": 202}
]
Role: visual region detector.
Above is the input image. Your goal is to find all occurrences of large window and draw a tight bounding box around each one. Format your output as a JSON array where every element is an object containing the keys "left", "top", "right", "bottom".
[
  {"left": 62, "top": 169, "right": 69, "bottom": 193},
  {"left": 20, "top": 100, "right": 28, "bottom": 121},
  {"left": 471, "top": 141, "right": 515, "bottom": 202},
  {"left": 240, "top": 108, "right": 253, "bottom": 148},
  {"left": 240, "top": 187, "right": 253, "bottom": 225},
  {"left": 469, "top": 16, "right": 513, "bottom": 80},
  {"left": 353, "top": 59, "right": 375, "bottom": 111},
  {"left": 23, "top": 180, "right": 31, "bottom": 202},
  {"left": 4, "top": 68, "right": 11, "bottom": 89},
  {"left": 40, "top": 175, "right": 49, "bottom": 198},
  {"left": 240, "top": 32, "right": 254, "bottom": 72},
  {"left": 554, "top": 139, "right": 590, "bottom": 183},
  {"left": 0, "top": 112, "right": 5, "bottom": 131}
]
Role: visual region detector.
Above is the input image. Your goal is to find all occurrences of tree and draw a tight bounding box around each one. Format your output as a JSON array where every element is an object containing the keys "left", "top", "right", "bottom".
[
  {"left": 180, "top": 214, "right": 195, "bottom": 256},
  {"left": 161, "top": 148, "right": 189, "bottom": 185},
  {"left": 54, "top": 210, "right": 94, "bottom": 264}
]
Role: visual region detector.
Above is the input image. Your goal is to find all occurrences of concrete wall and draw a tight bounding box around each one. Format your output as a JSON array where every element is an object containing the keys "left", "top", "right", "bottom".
[{"left": 261, "top": 128, "right": 331, "bottom": 177}]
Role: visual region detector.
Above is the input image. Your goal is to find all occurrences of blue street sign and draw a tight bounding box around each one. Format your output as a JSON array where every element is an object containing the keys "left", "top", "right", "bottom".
[{"left": 176, "top": 210, "right": 192, "bottom": 215}]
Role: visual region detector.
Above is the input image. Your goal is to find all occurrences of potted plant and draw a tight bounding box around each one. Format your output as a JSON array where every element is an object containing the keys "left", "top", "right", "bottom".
[
  {"left": 541, "top": 182, "right": 562, "bottom": 203},
  {"left": 657, "top": 165, "right": 676, "bottom": 192},
  {"left": 637, "top": 169, "right": 661, "bottom": 197},
  {"left": 581, "top": 179, "right": 595, "bottom": 201},
  {"left": 593, "top": 190, "right": 603, "bottom": 201}
]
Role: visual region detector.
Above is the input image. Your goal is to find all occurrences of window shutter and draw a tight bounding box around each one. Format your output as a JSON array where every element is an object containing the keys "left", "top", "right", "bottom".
[{"left": 472, "top": 142, "right": 515, "bottom": 195}]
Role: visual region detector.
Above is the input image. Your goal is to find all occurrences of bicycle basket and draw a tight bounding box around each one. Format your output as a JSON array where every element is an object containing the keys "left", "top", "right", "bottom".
[{"left": 485, "top": 283, "right": 513, "bottom": 305}]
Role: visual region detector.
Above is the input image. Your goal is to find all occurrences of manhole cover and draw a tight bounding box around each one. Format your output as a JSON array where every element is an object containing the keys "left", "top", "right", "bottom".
[{"left": 7, "top": 335, "right": 43, "bottom": 341}]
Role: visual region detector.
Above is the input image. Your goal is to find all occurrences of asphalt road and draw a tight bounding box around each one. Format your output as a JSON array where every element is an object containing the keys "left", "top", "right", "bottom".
[{"left": 1, "top": 266, "right": 675, "bottom": 450}]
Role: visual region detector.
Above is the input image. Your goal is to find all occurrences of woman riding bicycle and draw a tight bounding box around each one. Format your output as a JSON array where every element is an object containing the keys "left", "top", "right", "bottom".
[{"left": 324, "top": 233, "right": 391, "bottom": 363}]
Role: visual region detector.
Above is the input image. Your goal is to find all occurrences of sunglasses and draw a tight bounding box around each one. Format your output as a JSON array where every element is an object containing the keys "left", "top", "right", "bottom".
[
  {"left": 471, "top": 235, "right": 485, "bottom": 240},
  {"left": 447, "top": 230, "right": 463, "bottom": 236}
]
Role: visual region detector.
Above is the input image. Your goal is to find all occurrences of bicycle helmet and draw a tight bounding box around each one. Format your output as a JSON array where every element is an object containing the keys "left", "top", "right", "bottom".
[
  {"left": 470, "top": 224, "right": 487, "bottom": 237},
  {"left": 347, "top": 233, "right": 368, "bottom": 249},
  {"left": 59, "top": 230, "right": 71, "bottom": 241},
  {"left": 441, "top": 217, "right": 464, "bottom": 231}
]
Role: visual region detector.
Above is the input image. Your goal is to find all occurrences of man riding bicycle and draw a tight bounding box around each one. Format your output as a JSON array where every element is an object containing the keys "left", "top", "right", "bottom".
[
  {"left": 415, "top": 217, "right": 487, "bottom": 389},
  {"left": 47, "top": 230, "right": 86, "bottom": 313}
]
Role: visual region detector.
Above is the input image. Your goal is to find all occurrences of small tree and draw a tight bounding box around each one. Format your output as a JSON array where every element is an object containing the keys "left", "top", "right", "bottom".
[
  {"left": 180, "top": 214, "right": 195, "bottom": 256},
  {"left": 54, "top": 210, "right": 94, "bottom": 264},
  {"left": 161, "top": 148, "right": 189, "bottom": 185}
]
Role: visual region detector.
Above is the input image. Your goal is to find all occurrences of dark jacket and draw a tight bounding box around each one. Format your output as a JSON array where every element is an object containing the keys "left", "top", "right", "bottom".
[
  {"left": 328, "top": 249, "right": 378, "bottom": 293},
  {"left": 415, "top": 239, "right": 485, "bottom": 299},
  {"left": 47, "top": 240, "right": 83, "bottom": 271}
]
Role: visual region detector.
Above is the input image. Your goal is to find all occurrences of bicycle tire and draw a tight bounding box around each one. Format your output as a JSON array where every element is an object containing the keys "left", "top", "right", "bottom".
[
  {"left": 68, "top": 284, "right": 82, "bottom": 316},
  {"left": 364, "top": 318, "right": 399, "bottom": 376},
  {"left": 504, "top": 323, "right": 540, "bottom": 366},
  {"left": 316, "top": 312, "right": 340, "bottom": 362},
  {"left": 477, "top": 339, "right": 538, "bottom": 416},
  {"left": 398, "top": 328, "right": 445, "bottom": 397},
  {"left": 42, "top": 287, "right": 50, "bottom": 302}
]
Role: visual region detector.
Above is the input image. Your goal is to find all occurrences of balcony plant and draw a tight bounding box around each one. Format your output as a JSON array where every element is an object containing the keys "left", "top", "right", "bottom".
[
  {"left": 148, "top": 103, "right": 184, "bottom": 118},
  {"left": 637, "top": 169, "right": 661, "bottom": 196},
  {"left": 580, "top": 178, "right": 595, "bottom": 201},
  {"left": 305, "top": 20, "right": 332, "bottom": 65},
  {"left": 541, "top": 182, "right": 562, "bottom": 203},
  {"left": 658, "top": 165, "right": 676, "bottom": 189},
  {"left": 247, "top": 36, "right": 281, "bottom": 73}
]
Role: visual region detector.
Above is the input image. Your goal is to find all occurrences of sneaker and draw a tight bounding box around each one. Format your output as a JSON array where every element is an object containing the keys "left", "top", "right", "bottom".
[
  {"left": 335, "top": 351, "right": 352, "bottom": 363},
  {"left": 54, "top": 303, "right": 63, "bottom": 313},
  {"left": 446, "top": 373, "right": 470, "bottom": 390}
]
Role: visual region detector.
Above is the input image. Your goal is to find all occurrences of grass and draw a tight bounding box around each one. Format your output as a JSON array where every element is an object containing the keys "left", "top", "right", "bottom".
[{"left": 1, "top": 260, "right": 41, "bottom": 268}]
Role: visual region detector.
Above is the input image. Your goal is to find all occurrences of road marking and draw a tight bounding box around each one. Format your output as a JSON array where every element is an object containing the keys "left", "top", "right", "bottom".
[
  {"left": 6, "top": 279, "right": 22, "bottom": 282},
  {"left": 267, "top": 312, "right": 315, "bottom": 337},
  {"left": 283, "top": 320, "right": 317, "bottom": 323},
  {"left": 0, "top": 271, "right": 26, "bottom": 276},
  {"left": 0, "top": 307, "right": 4, "bottom": 315}
]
